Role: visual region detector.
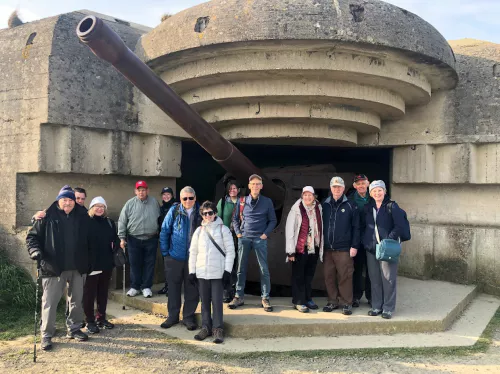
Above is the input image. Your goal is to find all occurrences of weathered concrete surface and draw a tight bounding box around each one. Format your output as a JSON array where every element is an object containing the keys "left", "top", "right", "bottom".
[{"left": 110, "top": 277, "right": 477, "bottom": 338}]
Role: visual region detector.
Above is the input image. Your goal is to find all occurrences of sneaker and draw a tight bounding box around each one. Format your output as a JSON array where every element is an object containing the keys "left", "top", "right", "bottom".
[
  {"left": 194, "top": 327, "right": 212, "bottom": 341},
  {"left": 382, "top": 311, "right": 393, "bottom": 319},
  {"left": 294, "top": 304, "right": 309, "bottom": 313},
  {"left": 97, "top": 319, "right": 114, "bottom": 329},
  {"left": 228, "top": 297, "right": 244, "bottom": 309},
  {"left": 322, "top": 303, "right": 339, "bottom": 312},
  {"left": 368, "top": 308, "right": 382, "bottom": 316},
  {"left": 352, "top": 299, "right": 360, "bottom": 308},
  {"left": 41, "top": 337, "right": 52, "bottom": 351},
  {"left": 157, "top": 286, "right": 168, "bottom": 295},
  {"left": 342, "top": 305, "right": 353, "bottom": 315},
  {"left": 66, "top": 329, "right": 89, "bottom": 341},
  {"left": 126, "top": 288, "right": 140, "bottom": 297},
  {"left": 160, "top": 318, "right": 179, "bottom": 329},
  {"left": 213, "top": 328, "right": 224, "bottom": 344},
  {"left": 86, "top": 322, "right": 100, "bottom": 334},
  {"left": 182, "top": 319, "right": 198, "bottom": 331},
  {"left": 142, "top": 288, "right": 153, "bottom": 298},
  {"left": 262, "top": 298, "right": 274, "bottom": 312},
  {"left": 305, "top": 300, "right": 319, "bottom": 310}
]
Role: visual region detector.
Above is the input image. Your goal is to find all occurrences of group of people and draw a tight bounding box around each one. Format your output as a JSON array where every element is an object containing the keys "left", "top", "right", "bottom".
[{"left": 26, "top": 172, "right": 407, "bottom": 350}]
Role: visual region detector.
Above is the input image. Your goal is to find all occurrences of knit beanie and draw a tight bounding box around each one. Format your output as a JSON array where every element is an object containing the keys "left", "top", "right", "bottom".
[
  {"left": 89, "top": 196, "right": 107, "bottom": 209},
  {"left": 56, "top": 185, "right": 75, "bottom": 201}
]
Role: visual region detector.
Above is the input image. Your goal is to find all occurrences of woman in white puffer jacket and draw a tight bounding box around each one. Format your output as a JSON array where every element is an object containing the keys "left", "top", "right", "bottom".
[{"left": 188, "top": 201, "right": 235, "bottom": 344}]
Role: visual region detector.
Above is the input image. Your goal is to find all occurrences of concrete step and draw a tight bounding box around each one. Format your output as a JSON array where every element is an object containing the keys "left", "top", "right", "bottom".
[{"left": 109, "top": 276, "right": 477, "bottom": 338}]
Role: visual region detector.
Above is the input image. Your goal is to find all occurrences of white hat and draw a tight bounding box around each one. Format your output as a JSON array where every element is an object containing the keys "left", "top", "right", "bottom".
[
  {"left": 330, "top": 176, "right": 345, "bottom": 187},
  {"left": 302, "top": 186, "right": 315, "bottom": 195},
  {"left": 89, "top": 196, "right": 107, "bottom": 209},
  {"left": 369, "top": 180, "right": 387, "bottom": 193}
]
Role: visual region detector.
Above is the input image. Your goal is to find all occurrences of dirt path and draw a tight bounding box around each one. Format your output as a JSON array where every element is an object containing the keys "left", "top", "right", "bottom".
[{"left": 1, "top": 320, "right": 500, "bottom": 374}]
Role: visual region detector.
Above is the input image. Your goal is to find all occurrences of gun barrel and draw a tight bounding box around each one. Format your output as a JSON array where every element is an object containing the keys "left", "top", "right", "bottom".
[{"left": 76, "top": 16, "right": 284, "bottom": 201}]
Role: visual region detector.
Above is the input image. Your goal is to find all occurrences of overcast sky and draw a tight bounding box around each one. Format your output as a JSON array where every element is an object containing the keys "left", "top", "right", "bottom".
[{"left": 1, "top": 0, "right": 499, "bottom": 43}]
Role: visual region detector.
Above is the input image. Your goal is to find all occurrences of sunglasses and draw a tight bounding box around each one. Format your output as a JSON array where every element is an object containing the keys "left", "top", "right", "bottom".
[
  {"left": 202, "top": 211, "right": 214, "bottom": 217},
  {"left": 182, "top": 196, "right": 195, "bottom": 201}
]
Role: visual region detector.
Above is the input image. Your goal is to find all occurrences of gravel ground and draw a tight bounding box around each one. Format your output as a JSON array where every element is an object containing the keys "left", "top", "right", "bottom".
[{"left": 1, "top": 320, "right": 500, "bottom": 373}]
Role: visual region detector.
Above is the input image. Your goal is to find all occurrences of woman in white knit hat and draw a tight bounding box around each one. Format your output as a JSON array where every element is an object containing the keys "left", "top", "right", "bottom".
[
  {"left": 285, "top": 186, "right": 324, "bottom": 313},
  {"left": 83, "top": 196, "right": 118, "bottom": 334}
]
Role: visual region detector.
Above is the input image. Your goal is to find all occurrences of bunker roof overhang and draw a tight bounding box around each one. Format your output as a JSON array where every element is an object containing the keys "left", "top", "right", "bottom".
[{"left": 137, "top": 0, "right": 458, "bottom": 146}]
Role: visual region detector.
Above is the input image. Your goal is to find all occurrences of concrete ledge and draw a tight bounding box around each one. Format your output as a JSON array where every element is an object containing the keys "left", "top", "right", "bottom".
[{"left": 109, "top": 277, "right": 477, "bottom": 338}]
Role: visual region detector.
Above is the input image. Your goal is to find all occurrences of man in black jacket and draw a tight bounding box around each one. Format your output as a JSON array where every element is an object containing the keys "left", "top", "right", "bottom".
[
  {"left": 322, "top": 176, "right": 360, "bottom": 316},
  {"left": 26, "top": 186, "right": 92, "bottom": 351}
]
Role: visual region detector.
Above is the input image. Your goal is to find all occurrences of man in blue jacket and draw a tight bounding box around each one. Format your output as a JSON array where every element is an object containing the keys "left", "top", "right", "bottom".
[
  {"left": 322, "top": 176, "right": 360, "bottom": 316},
  {"left": 230, "top": 174, "right": 277, "bottom": 312},
  {"left": 159, "top": 186, "right": 201, "bottom": 330}
]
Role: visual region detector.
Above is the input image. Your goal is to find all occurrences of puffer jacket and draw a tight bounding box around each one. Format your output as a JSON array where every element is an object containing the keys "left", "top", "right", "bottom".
[
  {"left": 285, "top": 199, "right": 324, "bottom": 261},
  {"left": 160, "top": 202, "right": 202, "bottom": 261},
  {"left": 188, "top": 217, "right": 235, "bottom": 279}
]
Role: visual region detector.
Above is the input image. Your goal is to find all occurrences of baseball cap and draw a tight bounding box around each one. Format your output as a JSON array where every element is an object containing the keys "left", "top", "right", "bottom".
[
  {"left": 302, "top": 186, "right": 315, "bottom": 195},
  {"left": 369, "top": 180, "right": 387, "bottom": 193},
  {"left": 353, "top": 174, "right": 368, "bottom": 183},
  {"left": 135, "top": 180, "right": 148, "bottom": 189},
  {"left": 330, "top": 176, "right": 345, "bottom": 187},
  {"left": 161, "top": 187, "right": 174, "bottom": 195},
  {"left": 248, "top": 174, "right": 263, "bottom": 182}
]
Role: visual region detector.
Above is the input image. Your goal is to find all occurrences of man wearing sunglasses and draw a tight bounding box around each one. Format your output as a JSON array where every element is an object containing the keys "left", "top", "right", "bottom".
[
  {"left": 230, "top": 174, "right": 277, "bottom": 312},
  {"left": 159, "top": 186, "right": 202, "bottom": 331},
  {"left": 118, "top": 181, "right": 160, "bottom": 299}
]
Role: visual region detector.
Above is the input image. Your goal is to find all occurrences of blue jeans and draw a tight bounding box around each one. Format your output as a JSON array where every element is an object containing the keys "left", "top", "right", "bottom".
[
  {"left": 127, "top": 235, "right": 158, "bottom": 290},
  {"left": 235, "top": 237, "right": 271, "bottom": 299}
]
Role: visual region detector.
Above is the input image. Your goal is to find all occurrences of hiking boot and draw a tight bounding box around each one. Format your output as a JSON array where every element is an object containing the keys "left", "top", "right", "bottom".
[
  {"left": 342, "top": 305, "right": 353, "bottom": 315},
  {"left": 194, "top": 327, "right": 212, "bottom": 341},
  {"left": 126, "top": 288, "right": 140, "bottom": 297},
  {"left": 352, "top": 299, "right": 360, "bottom": 308},
  {"left": 86, "top": 322, "right": 100, "bottom": 334},
  {"left": 212, "top": 328, "right": 224, "bottom": 344},
  {"left": 305, "top": 300, "right": 319, "bottom": 310},
  {"left": 228, "top": 297, "right": 244, "bottom": 309},
  {"left": 160, "top": 318, "right": 179, "bottom": 329},
  {"left": 368, "top": 308, "right": 382, "bottom": 316},
  {"left": 41, "top": 337, "right": 52, "bottom": 351},
  {"left": 182, "top": 319, "right": 198, "bottom": 331},
  {"left": 142, "top": 288, "right": 153, "bottom": 298},
  {"left": 294, "top": 304, "right": 309, "bottom": 313},
  {"left": 262, "top": 298, "right": 273, "bottom": 312},
  {"left": 97, "top": 319, "right": 114, "bottom": 329},
  {"left": 382, "top": 311, "right": 393, "bottom": 319},
  {"left": 322, "top": 303, "right": 339, "bottom": 312},
  {"left": 157, "top": 286, "right": 168, "bottom": 295},
  {"left": 66, "top": 329, "right": 89, "bottom": 341}
]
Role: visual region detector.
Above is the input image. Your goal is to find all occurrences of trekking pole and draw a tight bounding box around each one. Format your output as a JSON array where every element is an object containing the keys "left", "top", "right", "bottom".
[
  {"left": 122, "top": 262, "right": 126, "bottom": 310},
  {"left": 33, "top": 260, "right": 41, "bottom": 363}
]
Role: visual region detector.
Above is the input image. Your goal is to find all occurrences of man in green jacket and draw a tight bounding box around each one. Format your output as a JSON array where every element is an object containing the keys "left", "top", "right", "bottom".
[{"left": 216, "top": 181, "right": 239, "bottom": 302}]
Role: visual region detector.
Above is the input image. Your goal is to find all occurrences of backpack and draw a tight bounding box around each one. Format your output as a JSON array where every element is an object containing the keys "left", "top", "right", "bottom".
[{"left": 387, "top": 202, "right": 411, "bottom": 242}]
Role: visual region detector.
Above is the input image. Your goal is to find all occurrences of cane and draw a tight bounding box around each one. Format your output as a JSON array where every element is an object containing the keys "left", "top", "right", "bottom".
[
  {"left": 33, "top": 260, "right": 41, "bottom": 363},
  {"left": 122, "top": 262, "right": 126, "bottom": 310}
]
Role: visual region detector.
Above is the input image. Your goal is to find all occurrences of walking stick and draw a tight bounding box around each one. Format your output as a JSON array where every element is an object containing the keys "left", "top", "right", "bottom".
[
  {"left": 33, "top": 260, "right": 41, "bottom": 363},
  {"left": 122, "top": 262, "right": 126, "bottom": 310}
]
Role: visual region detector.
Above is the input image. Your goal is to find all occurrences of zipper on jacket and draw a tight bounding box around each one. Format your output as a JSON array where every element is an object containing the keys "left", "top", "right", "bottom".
[{"left": 328, "top": 200, "right": 343, "bottom": 249}]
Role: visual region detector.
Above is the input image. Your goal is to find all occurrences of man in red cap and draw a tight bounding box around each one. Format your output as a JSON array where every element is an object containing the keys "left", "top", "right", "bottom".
[{"left": 118, "top": 181, "right": 160, "bottom": 298}]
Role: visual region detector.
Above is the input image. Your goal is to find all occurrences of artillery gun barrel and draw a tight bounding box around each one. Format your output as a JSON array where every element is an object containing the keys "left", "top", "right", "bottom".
[{"left": 76, "top": 15, "right": 284, "bottom": 201}]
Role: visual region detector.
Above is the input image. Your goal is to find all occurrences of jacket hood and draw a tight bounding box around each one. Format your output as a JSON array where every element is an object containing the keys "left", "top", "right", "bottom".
[{"left": 202, "top": 216, "right": 223, "bottom": 227}]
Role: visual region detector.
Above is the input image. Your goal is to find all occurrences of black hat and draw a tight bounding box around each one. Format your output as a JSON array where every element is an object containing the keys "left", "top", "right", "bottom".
[
  {"left": 353, "top": 174, "right": 368, "bottom": 183},
  {"left": 161, "top": 187, "right": 174, "bottom": 196}
]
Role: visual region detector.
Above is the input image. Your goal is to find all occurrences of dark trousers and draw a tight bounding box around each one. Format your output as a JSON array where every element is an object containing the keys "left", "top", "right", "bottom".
[
  {"left": 323, "top": 250, "right": 354, "bottom": 305},
  {"left": 353, "top": 248, "right": 371, "bottom": 301},
  {"left": 163, "top": 257, "right": 169, "bottom": 289},
  {"left": 127, "top": 235, "right": 158, "bottom": 290},
  {"left": 291, "top": 253, "right": 318, "bottom": 305},
  {"left": 198, "top": 278, "right": 224, "bottom": 330},
  {"left": 83, "top": 269, "right": 112, "bottom": 322},
  {"left": 165, "top": 257, "right": 199, "bottom": 323}
]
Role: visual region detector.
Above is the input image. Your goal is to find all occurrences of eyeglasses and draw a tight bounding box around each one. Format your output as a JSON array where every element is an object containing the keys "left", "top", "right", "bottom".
[
  {"left": 182, "top": 196, "right": 195, "bottom": 201},
  {"left": 249, "top": 183, "right": 262, "bottom": 186},
  {"left": 202, "top": 211, "right": 214, "bottom": 216}
]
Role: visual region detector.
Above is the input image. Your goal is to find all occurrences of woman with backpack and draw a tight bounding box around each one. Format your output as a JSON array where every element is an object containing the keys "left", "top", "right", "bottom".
[
  {"left": 362, "top": 180, "right": 407, "bottom": 319},
  {"left": 83, "top": 197, "right": 118, "bottom": 333},
  {"left": 284, "top": 186, "right": 323, "bottom": 313},
  {"left": 216, "top": 181, "right": 240, "bottom": 302},
  {"left": 188, "top": 201, "right": 235, "bottom": 343}
]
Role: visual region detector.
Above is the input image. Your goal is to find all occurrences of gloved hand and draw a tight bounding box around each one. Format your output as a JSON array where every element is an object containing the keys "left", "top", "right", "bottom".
[
  {"left": 188, "top": 273, "right": 198, "bottom": 286},
  {"left": 287, "top": 253, "right": 296, "bottom": 262},
  {"left": 222, "top": 271, "right": 231, "bottom": 287},
  {"left": 30, "top": 250, "right": 42, "bottom": 261}
]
